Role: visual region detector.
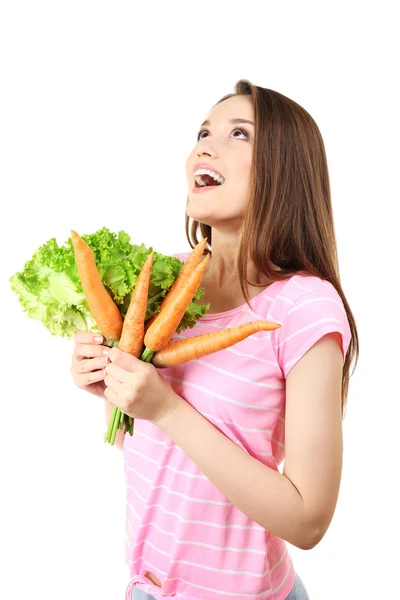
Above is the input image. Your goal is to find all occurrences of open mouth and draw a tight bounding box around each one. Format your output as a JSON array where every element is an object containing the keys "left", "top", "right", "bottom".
[{"left": 194, "top": 174, "right": 224, "bottom": 188}]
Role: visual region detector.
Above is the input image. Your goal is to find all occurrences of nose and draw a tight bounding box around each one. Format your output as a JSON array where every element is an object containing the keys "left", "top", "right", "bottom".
[
  {"left": 197, "top": 150, "right": 212, "bottom": 158},
  {"left": 197, "top": 146, "right": 218, "bottom": 159},
  {"left": 196, "top": 136, "right": 219, "bottom": 158}
]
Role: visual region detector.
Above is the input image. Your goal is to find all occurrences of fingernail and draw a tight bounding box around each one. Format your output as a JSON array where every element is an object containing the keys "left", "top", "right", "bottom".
[
  {"left": 94, "top": 336, "right": 103, "bottom": 343},
  {"left": 102, "top": 348, "right": 110, "bottom": 356}
]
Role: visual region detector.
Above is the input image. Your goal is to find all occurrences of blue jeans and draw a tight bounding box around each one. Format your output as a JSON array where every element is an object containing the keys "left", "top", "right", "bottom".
[
  {"left": 285, "top": 572, "right": 310, "bottom": 600},
  {"left": 131, "top": 572, "right": 310, "bottom": 599}
]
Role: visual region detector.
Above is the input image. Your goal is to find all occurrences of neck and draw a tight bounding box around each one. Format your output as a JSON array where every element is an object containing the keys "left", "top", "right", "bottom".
[{"left": 203, "top": 229, "right": 275, "bottom": 290}]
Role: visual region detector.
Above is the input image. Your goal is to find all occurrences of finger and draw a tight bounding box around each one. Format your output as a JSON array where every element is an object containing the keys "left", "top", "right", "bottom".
[
  {"left": 108, "top": 347, "right": 143, "bottom": 372},
  {"left": 104, "top": 373, "right": 127, "bottom": 399},
  {"left": 104, "top": 385, "right": 119, "bottom": 405},
  {"left": 74, "top": 343, "right": 110, "bottom": 360},
  {"left": 74, "top": 369, "right": 106, "bottom": 389},
  {"left": 73, "top": 331, "right": 104, "bottom": 345},
  {"left": 104, "top": 361, "right": 127, "bottom": 384},
  {"left": 73, "top": 355, "right": 109, "bottom": 375}
]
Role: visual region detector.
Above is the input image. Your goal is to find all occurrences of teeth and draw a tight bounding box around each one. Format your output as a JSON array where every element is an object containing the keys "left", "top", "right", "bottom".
[
  {"left": 194, "top": 176, "right": 208, "bottom": 187},
  {"left": 193, "top": 168, "right": 225, "bottom": 185}
]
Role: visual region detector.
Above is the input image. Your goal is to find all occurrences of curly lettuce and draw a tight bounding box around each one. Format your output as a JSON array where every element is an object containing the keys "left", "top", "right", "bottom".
[{"left": 10, "top": 227, "right": 209, "bottom": 342}]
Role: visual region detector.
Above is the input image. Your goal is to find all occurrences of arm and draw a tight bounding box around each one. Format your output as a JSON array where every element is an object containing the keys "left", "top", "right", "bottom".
[{"left": 156, "top": 332, "right": 344, "bottom": 550}]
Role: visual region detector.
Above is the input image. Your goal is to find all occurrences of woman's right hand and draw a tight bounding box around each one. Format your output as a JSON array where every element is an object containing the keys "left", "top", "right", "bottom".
[{"left": 71, "top": 331, "right": 110, "bottom": 398}]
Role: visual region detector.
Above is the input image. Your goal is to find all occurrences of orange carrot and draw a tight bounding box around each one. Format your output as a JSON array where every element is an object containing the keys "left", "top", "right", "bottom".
[
  {"left": 144, "top": 238, "right": 208, "bottom": 333},
  {"left": 144, "top": 315, "right": 156, "bottom": 334},
  {"left": 106, "top": 252, "right": 154, "bottom": 443},
  {"left": 151, "top": 320, "right": 281, "bottom": 368},
  {"left": 118, "top": 252, "right": 154, "bottom": 357},
  {"left": 144, "top": 254, "right": 210, "bottom": 352},
  {"left": 71, "top": 230, "right": 122, "bottom": 341}
]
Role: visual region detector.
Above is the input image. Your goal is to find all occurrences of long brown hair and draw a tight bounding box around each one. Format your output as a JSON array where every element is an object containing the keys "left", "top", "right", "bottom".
[{"left": 185, "top": 79, "right": 359, "bottom": 415}]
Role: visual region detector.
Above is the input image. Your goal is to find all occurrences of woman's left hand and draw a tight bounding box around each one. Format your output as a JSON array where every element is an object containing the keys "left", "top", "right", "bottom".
[{"left": 104, "top": 347, "right": 182, "bottom": 426}]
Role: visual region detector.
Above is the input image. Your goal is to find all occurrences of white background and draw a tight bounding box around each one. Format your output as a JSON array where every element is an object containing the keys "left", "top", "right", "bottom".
[{"left": 1, "top": 1, "right": 399, "bottom": 599}]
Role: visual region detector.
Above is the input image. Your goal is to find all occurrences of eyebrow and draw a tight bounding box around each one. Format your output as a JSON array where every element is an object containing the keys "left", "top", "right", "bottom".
[{"left": 200, "top": 118, "right": 255, "bottom": 127}]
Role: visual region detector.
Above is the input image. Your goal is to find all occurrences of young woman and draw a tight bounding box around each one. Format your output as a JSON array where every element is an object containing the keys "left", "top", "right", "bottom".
[{"left": 71, "top": 80, "right": 359, "bottom": 600}]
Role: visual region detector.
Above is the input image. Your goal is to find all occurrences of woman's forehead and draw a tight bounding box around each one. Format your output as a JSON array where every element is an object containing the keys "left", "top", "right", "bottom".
[{"left": 204, "top": 95, "right": 254, "bottom": 124}]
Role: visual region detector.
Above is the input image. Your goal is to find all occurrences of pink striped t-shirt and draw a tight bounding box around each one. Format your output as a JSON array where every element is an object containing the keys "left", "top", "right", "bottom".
[{"left": 123, "top": 252, "right": 352, "bottom": 600}]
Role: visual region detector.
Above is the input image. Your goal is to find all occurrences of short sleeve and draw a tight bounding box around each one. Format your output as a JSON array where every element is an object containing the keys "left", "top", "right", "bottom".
[
  {"left": 171, "top": 252, "right": 190, "bottom": 262},
  {"left": 277, "top": 280, "right": 352, "bottom": 379}
]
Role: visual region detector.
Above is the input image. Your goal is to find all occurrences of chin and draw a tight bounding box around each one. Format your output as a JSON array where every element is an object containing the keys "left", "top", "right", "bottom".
[
  {"left": 186, "top": 202, "right": 213, "bottom": 225},
  {"left": 187, "top": 198, "right": 243, "bottom": 227}
]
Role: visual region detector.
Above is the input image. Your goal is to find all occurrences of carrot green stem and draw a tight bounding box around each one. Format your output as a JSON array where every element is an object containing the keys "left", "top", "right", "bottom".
[
  {"left": 140, "top": 347, "right": 154, "bottom": 362},
  {"left": 107, "top": 409, "right": 135, "bottom": 443},
  {"left": 123, "top": 414, "right": 133, "bottom": 436},
  {"left": 110, "top": 406, "right": 120, "bottom": 445},
  {"left": 105, "top": 405, "right": 117, "bottom": 443},
  {"left": 105, "top": 406, "right": 134, "bottom": 445}
]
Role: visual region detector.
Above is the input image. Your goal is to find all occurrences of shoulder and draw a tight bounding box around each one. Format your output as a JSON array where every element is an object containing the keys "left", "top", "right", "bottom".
[
  {"left": 269, "top": 274, "right": 351, "bottom": 378},
  {"left": 170, "top": 251, "right": 191, "bottom": 261},
  {"left": 271, "top": 273, "right": 345, "bottom": 321},
  {"left": 170, "top": 251, "right": 189, "bottom": 260},
  {"left": 280, "top": 273, "right": 341, "bottom": 302},
  {"left": 268, "top": 274, "right": 345, "bottom": 331}
]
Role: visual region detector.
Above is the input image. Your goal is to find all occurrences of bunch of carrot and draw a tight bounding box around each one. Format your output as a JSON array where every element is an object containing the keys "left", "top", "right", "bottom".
[{"left": 71, "top": 231, "right": 281, "bottom": 445}]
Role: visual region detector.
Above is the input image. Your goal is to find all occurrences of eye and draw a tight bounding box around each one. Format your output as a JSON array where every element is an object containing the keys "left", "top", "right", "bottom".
[{"left": 196, "top": 127, "right": 250, "bottom": 142}]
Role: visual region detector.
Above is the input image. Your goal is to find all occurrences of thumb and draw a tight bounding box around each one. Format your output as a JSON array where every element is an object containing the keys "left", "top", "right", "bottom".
[{"left": 108, "top": 347, "right": 143, "bottom": 372}]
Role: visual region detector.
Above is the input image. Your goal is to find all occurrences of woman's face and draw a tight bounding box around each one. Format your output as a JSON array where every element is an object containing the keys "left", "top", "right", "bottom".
[{"left": 185, "top": 94, "right": 255, "bottom": 229}]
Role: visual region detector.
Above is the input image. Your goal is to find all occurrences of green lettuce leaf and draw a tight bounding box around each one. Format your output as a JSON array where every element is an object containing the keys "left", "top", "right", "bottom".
[{"left": 10, "top": 227, "right": 209, "bottom": 344}]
